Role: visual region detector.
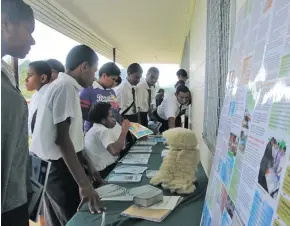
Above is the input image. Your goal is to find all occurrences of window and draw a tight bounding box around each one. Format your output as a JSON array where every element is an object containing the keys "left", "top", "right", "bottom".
[{"left": 203, "top": 0, "right": 233, "bottom": 152}]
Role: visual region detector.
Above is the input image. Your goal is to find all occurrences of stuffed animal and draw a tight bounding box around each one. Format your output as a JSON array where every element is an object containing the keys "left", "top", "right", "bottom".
[{"left": 150, "top": 128, "right": 200, "bottom": 194}]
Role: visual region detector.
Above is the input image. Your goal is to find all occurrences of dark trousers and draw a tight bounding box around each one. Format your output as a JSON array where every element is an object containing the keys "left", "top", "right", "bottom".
[
  {"left": 43, "top": 152, "right": 83, "bottom": 226},
  {"left": 139, "top": 112, "right": 149, "bottom": 127},
  {"left": 2, "top": 203, "right": 29, "bottom": 226},
  {"left": 153, "top": 110, "right": 168, "bottom": 133}
]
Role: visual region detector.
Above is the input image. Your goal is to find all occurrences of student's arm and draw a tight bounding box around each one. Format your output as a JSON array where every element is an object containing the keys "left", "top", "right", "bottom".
[
  {"left": 106, "top": 120, "right": 131, "bottom": 156},
  {"left": 80, "top": 88, "right": 92, "bottom": 121},
  {"left": 50, "top": 84, "right": 104, "bottom": 213}
]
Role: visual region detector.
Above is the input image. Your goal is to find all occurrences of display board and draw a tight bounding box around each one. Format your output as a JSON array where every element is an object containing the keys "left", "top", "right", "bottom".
[{"left": 201, "top": 0, "right": 290, "bottom": 225}]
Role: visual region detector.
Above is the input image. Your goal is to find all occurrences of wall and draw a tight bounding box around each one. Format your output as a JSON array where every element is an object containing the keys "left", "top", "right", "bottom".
[
  {"left": 187, "top": 0, "right": 213, "bottom": 177},
  {"left": 186, "top": 0, "right": 245, "bottom": 177}
]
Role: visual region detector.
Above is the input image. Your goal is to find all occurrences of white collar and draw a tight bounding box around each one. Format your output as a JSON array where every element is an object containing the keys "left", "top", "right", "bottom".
[
  {"left": 38, "top": 83, "right": 49, "bottom": 94},
  {"left": 58, "top": 72, "right": 82, "bottom": 91},
  {"left": 93, "top": 123, "right": 108, "bottom": 130},
  {"left": 92, "top": 81, "right": 111, "bottom": 90},
  {"left": 125, "top": 78, "right": 134, "bottom": 88}
]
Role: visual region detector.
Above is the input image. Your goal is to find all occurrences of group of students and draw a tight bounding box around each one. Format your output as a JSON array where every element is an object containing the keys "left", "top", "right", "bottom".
[{"left": 1, "top": 1, "right": 191, "bottom": 226}]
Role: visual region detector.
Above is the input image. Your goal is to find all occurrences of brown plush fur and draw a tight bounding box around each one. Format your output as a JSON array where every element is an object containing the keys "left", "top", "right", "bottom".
[{"left": 150, "top": 128, "right": 200, "bottom": 194}]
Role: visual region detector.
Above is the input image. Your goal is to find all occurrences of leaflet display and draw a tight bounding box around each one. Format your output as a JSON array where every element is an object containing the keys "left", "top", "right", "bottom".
[{"left": 201, "top": 1, "right": 290, "bottom": 226}]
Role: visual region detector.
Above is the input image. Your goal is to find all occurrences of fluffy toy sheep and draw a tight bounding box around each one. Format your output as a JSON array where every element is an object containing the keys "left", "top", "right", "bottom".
[{"left": 150, "top": 127, "right": 200, "bottom": 194}]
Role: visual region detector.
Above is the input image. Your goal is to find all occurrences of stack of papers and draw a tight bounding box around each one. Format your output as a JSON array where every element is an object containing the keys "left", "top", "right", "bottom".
[
  {"left": 96, "top": 184, "right": 161, "bottom": 201},
  {"left": 161, "top": 149, "right": 170, "bottom": 157},
  {"left": 113, "top": 165, "right": 148, "bottom": 174},
  {"left": 129, "top": 146, "right": 152, "bottom": 153},
  {"left": 121, "top": 196, "right": 182, "bottom": 222},
  {"left": 119, "top": 153, "right": 151, "bottom": 165},
  {"left": 106, "top": 173, "right": 142, "bottom": 183}
]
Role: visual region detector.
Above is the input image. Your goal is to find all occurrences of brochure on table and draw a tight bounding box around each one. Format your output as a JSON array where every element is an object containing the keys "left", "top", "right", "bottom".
[
  {"left": 96, "top": 184, "right": 162, "bottom": 201},
  {"left": 201, "top": 2, "right": 290, "bottom": 226}
]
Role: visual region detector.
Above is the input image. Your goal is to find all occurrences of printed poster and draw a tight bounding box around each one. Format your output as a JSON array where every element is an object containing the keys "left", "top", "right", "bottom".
[{"left": 201, "top": 0, "right": 290, "bottom": 225}]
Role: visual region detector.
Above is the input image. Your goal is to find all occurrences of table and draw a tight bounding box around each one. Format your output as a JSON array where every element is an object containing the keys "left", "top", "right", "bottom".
[{"left": 67, "top": 143, "right": 208, "bottom": 226}]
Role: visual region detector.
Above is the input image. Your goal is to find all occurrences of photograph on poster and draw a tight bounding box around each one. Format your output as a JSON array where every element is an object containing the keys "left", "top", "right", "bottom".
[
  {"left": 229, "top": 101, "right": 236, "bottom": 117},
  {"left": 258, "top": 138, "right": 287, "bottom": 200},
  {"left": 238, "top": 129, "right": 248, "bottom": 153},
  {"left": 228, "top": 133, "right": 239, "bottom": 156},
  {"left": 225, "top": 195, "right": 235, "bottom": 219},
  {"left": 242, "top": 109, "right": 251, "bottom": 129}
]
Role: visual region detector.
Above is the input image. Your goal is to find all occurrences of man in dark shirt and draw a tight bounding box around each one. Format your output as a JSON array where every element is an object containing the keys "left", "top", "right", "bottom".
[{"left": 1, "top": 1, "right": 35, "bottom": 225}]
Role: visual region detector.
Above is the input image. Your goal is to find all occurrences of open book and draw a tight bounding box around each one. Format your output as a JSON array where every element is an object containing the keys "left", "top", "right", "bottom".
[{"left": 129, "top": 122, "right": 153, "bottom": 139}]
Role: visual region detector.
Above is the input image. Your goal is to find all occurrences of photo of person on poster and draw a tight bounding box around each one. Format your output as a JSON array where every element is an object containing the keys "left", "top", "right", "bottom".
[{"left": 258, "top": 138, "right": 287, "bottom": 199}]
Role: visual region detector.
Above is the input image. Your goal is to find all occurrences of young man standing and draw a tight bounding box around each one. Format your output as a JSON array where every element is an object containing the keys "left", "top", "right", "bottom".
[
  {"left": 137, "top": 67, "right": 159, "bottom": 127},
  {"left": 46, "top": 59, "right": 65, "bottom": 82},
  {"left": 31, "top": 45, "right": 104, "bottom": 226},
  {"left": 115, "top": 63, "right": 143, "bottom": 123},
  {"left": 153, "top": 85, "right": 190, "bottom": 133},
  {"left": 25, "top": 61, "right": 52, "bottom": 136},
  {"left": 80, "top": 62, "right": 121, "bottom": 133},
  {"left": 1, "top": 1, "right": 35, "bottom": 225},
  {"left": 176, "top": 69, "right": 188, "bottom": 84}
]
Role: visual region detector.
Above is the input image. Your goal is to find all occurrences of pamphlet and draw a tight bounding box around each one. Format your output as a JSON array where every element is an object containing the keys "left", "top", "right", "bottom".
[
  {"left": 106, "top": 173, "right": 142, "bottom": 183},
  {"left": 113, "top": 165, "right": 148, "bottom": 174},
  {"left": 119, "top": 153, "right": 151, "bottom": 165},
  {"left": 129, "top": 122, "right": 153, "bottom": 139},
  {"left": 146, "top": 170, "right": 159, "bottom": 178},
  {"left": 129, "top": 146, "right": 152, "bottom": 153},
  {"left": 136, "top": 141, "right": 157, "bottom": 146},
  {"left": 96, "top": 184, "right": 161, "bottom": 201}
]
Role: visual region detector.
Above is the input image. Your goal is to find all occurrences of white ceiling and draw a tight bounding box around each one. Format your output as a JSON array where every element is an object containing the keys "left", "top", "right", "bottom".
[{"left": 26, "top": 0, "right": 195, "bottom": 66}]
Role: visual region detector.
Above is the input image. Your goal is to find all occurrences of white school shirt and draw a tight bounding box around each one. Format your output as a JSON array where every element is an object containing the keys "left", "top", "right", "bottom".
[
  {"left": 28, "top": 84, "right": 49, "bottom": 136},
  {"left": 114, "top": 79, "right": 137, "bottom": 115},
  {"left": 30, "top": 72, "right": 84, "bottom": 160},
  {"left": 136, "top": 78, "right": 157, "bottom": 112},
  {"left": 157, "top": 93, "right": 181, "bottom": 120},
  {"left": 85, "top": 123, "right": 122, "bottom": 171}
]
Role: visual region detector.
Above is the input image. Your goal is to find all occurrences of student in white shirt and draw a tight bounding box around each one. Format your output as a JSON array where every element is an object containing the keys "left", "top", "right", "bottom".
[
  {"left": 25, "top": 61, "right": 51, "bottom": 136},
  {"left": 85, "top": 102, "right": 130, "bottom": 178},
  {"left": 31, "top": 45, "right": 104, "bottom": 226},
  {"left": 153, "top": 85, "right": 190, "bottom": 133},
  {"left": 114, "top": 63, "right": 143, "bottom": 123},
  {"left": 137, "top": 67, "right": 159, "bottom": 127}
]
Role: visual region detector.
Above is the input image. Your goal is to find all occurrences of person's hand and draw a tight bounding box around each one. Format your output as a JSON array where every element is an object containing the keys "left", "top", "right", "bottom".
[
  {"left": 122, "top": 119, "right": 131, "bottom": 132},
  {"left": 78, "top": 185, "right": 105, "bottom": 214}
]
